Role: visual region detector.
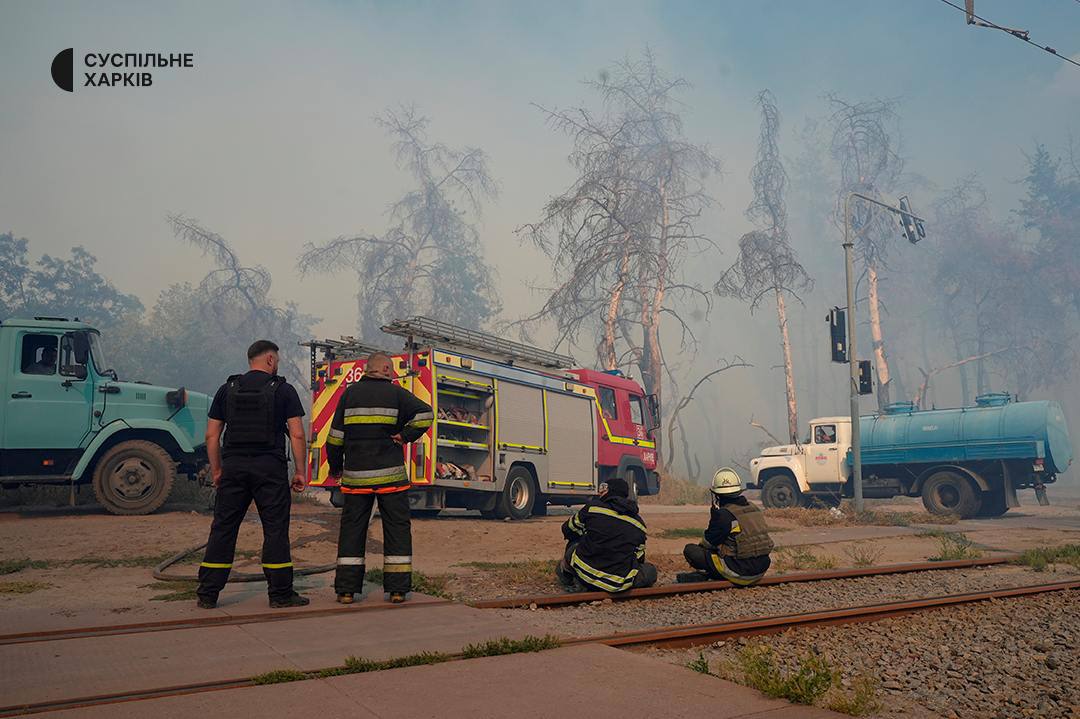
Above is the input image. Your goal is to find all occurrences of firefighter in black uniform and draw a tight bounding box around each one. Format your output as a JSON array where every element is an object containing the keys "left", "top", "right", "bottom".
[
  {"left": 555, "top": 477, "right": 657, "bottom": 593},
  {"left": 196, "top": 340, "right": 310, "bottom": 609},
  {"left": 679, "top": 468, "right": 774, "bottom": 586},
  {"left": 328, "top": 352, "right": 433, "bottom": 605}
]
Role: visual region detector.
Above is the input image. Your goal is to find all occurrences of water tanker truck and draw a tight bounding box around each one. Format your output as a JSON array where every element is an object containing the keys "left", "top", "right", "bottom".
[{"left": 749, "top": 393, "right": 1072, "bottom": 518}]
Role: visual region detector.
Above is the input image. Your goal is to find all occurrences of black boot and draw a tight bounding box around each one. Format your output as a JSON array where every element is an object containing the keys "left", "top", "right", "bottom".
[{"left": 269, "top": 592, "right": 310, "bottom": 608}]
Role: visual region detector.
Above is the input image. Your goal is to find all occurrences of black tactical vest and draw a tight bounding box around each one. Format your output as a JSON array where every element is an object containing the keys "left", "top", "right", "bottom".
[{"left": 223, "top": 374, "right": 281, "bottom": 453}]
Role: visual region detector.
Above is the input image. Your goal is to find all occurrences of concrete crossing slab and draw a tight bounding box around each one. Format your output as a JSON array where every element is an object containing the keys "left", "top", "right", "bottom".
[{"left": 41, "top": 644, "right": 846, "bottom": 719}]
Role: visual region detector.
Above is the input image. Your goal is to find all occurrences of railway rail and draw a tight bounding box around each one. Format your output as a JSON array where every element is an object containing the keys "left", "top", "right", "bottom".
[
  {"left": 1, "top": 577, "right": 1074, "bottom": 717},
  {"left": 0, "top": 557, "right": 1008, "bottom": 647}
]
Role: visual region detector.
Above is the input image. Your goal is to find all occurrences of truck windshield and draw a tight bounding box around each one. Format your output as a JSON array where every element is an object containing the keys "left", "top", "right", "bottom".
[{"left": 88, "top": 332, "right": 116, "bottom": 378}]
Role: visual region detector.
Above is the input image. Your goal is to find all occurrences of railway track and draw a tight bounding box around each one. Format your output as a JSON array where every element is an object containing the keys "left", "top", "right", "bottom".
[
  {"left": 1, "top": 577, "right": 1075, "bottom": 717},
  {"left": 0, "top": 557, "right": 1009, "bottom": 647}
]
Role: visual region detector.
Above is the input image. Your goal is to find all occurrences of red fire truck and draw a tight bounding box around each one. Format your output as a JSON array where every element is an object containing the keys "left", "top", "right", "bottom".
[{"left": 302, "top": 317, "right": 660, "bottom": 519}]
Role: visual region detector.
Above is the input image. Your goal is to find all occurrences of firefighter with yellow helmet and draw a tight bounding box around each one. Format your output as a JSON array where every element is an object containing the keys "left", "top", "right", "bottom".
[{"left": 679, "top": 467, "right": 774, "bottom": 586}]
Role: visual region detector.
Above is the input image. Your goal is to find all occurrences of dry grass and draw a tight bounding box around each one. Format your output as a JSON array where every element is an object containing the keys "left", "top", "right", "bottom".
[
  {"left": 0, "top": 581, "right": 51, "bottom": 594},
  {"left": 921, "top": 530, "right": 981, "bottom": 561},
  {"left": 842, "top": 542, "right": 885, "bottom": 568},
  {"left": 454, "top": 559, "right": 557, "bottom": 587},
  {"left": 764, "top": 503, "right": 958, "bottom": 528},
  {"left": 774, "top": 546, "right": 836, "bottom": 572},
  {"left": 639, "top": 473, "right": 710, "bottom": 506},
  {"left": 1015, "top": 544, "right": 1080, "bottom": 572}
]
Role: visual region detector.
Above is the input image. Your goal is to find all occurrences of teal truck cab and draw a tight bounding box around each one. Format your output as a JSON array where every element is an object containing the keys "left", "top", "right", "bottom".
[{"left": 0, "top": 317, "right": 210, "bottom": 514}]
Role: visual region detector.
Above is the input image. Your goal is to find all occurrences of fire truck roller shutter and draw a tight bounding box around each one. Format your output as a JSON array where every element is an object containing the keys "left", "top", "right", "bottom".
[
  {"left": 546, "top": 391, "right": 597, "bottom": 493},
  {"left": 497, "top": 382, "right": 545, "bottom": 451}
]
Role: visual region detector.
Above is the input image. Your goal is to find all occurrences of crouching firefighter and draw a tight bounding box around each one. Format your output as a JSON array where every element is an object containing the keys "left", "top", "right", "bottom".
[
  {"left": 197, "top": 340, "right": 309, "bottom": 609},
  {"left": 328, "top": 352, "right": 433, "bottom": 605},
  {"left": 556, "top": 477, "right": 657, "bottom": 593},
  {"left": 680, "top": 468, "right": 774, "bottom": 586}
]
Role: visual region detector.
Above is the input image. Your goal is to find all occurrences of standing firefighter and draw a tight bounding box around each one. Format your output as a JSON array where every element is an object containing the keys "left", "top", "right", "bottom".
[
  {"left": 680, "top": 468, "right": 774, "bottom": 586},
  {"left": 328, "top": 352, "right": 433, "bottom": 604},
  {"left": 555, "top": 477, "right": 657, "bottom": 593},
  {"left": 196, "top": 340, "right": 309, "bottom": 609}
]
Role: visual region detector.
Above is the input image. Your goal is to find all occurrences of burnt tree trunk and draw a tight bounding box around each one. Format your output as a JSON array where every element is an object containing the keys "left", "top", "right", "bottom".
[
  {"left": 775, "top": 288, "right": 798, "bottom": 442},
  {"left": 867, "top": 264, "right": 891, "bottom": 408}
]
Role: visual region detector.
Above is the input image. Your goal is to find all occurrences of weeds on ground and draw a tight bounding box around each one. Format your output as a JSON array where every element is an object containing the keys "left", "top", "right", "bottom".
[
  {"left": 737, "top": 645, "right": 834, "bottom": 705},
  {"left": 317, "top": 651, "right": 454, "bottom": 678},
  {"left": 460, "top": 635, "right": 561, "bottom": 659},
  {"left": 364, "top": 568, "right": 453, "bottom": 598},
  {"left": 774, "top": 546, "right": 836, "bottom": 572},
  {"left": 659, "top": 527, "right": 705, "bottom": 540},
  {"left": 72, "top": 552, "right": 176, "bottom": 569},
  {"left": 1015, "top": 544, "right": 1080, "bottom": 572},
  {"left": 765, "top": 504, "right": 958, "bottom": 528},
  {"left": 454, "top": 559, "right": 558, "bottom": 586},
  {"left": 826, "top": 676, "right": 883, "bottom": 716},
  {"left": 0, "top": 558, "right": 52, "bottom": 575},
  {"left": 921, "top": 530, "right": 981, "bottom": 561},
  {"left": 0, "top": 581, "right": 51, "bottom": 594},
  {"left": 687, "top": 653, "right": 711, "bottom": 674},
  {"left": 843, "top": 543, "right": 885, "bottom": 568},
  {"left": 144, "top": 580, "right": 198, "bottom": 601},
  {"left": 252, "top": 669, "right": 308, "bottom": 685}
]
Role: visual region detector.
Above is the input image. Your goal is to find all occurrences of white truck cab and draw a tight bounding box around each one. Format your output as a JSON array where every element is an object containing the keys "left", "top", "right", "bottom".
[{"left": 750, "top": 417, "right": 849, "bottom": 508}]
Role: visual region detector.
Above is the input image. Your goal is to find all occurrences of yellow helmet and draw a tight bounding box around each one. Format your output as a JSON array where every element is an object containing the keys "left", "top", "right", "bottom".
[{"left": 711, "top": 467, "right": 743, "bottom": 496}]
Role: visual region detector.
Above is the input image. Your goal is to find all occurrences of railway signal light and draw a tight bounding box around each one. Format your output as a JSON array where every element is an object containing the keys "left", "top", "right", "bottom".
[
  {"left": 858, "top": 360, "right": 873, "bottom": 395},
  {"left": 827, "top": 307, "right": 847, "bottom": 363},
  {"left": 898, "top": 196, "right": 926, "bottom": 245}
]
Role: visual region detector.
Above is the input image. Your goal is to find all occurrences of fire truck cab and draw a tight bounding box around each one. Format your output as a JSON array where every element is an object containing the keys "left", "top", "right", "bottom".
[{"left": 303, "top": 317, "right": 660, "bottom": 519}]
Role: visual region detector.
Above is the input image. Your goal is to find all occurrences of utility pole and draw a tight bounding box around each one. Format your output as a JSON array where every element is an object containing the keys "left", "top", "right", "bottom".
[{"left": 843, "top": 192, "right": 926, "bottom": 512}]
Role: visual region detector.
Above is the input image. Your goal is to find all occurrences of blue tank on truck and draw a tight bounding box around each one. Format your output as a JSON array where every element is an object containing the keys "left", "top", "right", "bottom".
[{"left": 850, "top": 393, "right": 1072, "bottom": 518}]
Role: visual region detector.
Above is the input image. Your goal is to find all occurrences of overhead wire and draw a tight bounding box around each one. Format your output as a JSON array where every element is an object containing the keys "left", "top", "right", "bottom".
[{"left": 935, "top": 0, "right": 1080, "bottom": 69}]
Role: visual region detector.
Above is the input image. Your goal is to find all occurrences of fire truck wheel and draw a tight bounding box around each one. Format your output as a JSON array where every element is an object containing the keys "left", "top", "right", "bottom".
[
  {"left": 921, "top": 471, "right": 979, "bottom": 519},
  {"left": 495, "top": 466, "right": 536, "bottom": 520}
]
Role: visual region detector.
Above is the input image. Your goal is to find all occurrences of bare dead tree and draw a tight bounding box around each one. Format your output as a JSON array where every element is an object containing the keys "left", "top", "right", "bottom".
[
  {"left": 748, "top": 415, "right": 782, "bottom": 446},
  {"left": 828, "top": 95, "right": 904, "bottom": 409},
  {"left": 715, "top": 91, "right": 811, "bottom": 443},
  {"left": 168, "top": 214, "right": 314, "bottom": 385},
  {"left": 665, "top": 356, "right": 750, "bottom": 468},
  {"left": 298, "top": 106, "right": 501, "bottom": 341},
  {"left": 519, "top": 50, "right": 722, "bottom": 461},
  {"left": 914, "top": 349, "right": 1009, "bottom": 409}
]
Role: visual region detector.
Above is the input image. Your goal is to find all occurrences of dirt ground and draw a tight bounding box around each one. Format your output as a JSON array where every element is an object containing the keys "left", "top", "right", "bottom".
[{"left": 2, "top": 484, "right": 1079, "bottom": 614}]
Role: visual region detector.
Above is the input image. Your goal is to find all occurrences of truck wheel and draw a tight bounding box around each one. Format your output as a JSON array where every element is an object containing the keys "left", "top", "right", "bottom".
[
  {"left": 91, "top": 440, "right": 175, "bottom": 516},
  {"left": 921, "top": 471, "right": 979, "bottom": 519},
  {"left": 976, "top": 489, "right": 1010, "bottom": 518},
  {"left": 494, "top": 466, "right": 536, "bottom": 520},
  {"left": 761, "top": 475, "right": 802, "bottom": 509}
]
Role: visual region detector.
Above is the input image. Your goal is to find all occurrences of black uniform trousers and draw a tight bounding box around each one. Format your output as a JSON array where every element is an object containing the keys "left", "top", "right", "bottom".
[
  {"left": 197, "top": 456, "right": 294, "bottom": 603},
  {"left": 683, "top": 543, "right": 767, "bottom": 586},
  {"left": 557, "top": 541, "right": 658, "bottom": 592},
  {"left": 334, "top": 489, "right": 412, "bottom": 595}
]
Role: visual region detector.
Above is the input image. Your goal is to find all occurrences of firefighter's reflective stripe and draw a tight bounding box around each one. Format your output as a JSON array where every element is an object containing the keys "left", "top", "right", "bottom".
[
  {"left": 200, "top": 562, "right": 232, "bottom": 569},
  {"left": 341, "top": 485, "right": 410, "bottom": 495},
  {"left": 730, "top": 520, "right": 742, "bottom": 534},
  {"left": 384, "top": 555, "right": 412, "bottom": 573},
  {"left": 567, "top": 512, "right": 585, "bottom": 535},
  {"left": 344, "top": 415, "right": 398, "bottom": 425},
  {"left": 635, "top": 544, "right": 645, "bottom": 560},
  {"left": 341, "top": 467, "right": 408, "bottom": 486},
  {"left": 337, "top": 557, "right": 365, "bottom": 566},
  {"left": 709, "top": 554, "right": 762, "bottom": 586},
  {"left": 344, "top": 407, "right": 399, "bottom": 418},
  {"left": 262, "top": 562, "right": 293, "bottom": 569},
  {"left": 571, "top": 551, "right": 637, "bottom": 592},
  {"left": 587, "top": 505, "right": 646, "bottom": 532},
  {"left": 405, "top": 411, "right": 434, "bottom": 430},
  {"left": 327, "top": 428, "right": 345, "bottom": 446}
]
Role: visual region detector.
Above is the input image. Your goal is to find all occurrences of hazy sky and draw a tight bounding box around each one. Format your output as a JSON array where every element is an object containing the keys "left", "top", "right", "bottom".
[{"left": 2, "top": 0, "right": 1078, "bottom": 461}]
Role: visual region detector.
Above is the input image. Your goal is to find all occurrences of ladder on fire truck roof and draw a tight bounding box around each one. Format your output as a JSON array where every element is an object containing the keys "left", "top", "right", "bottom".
[{"left": 381, "top": 317, "right": 576, "bottom": 370}]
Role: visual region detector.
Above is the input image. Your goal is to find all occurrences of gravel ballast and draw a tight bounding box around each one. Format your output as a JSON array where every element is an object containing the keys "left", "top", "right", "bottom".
[
  {"left": 493, "top": 565, "right": 1079, "bottom": 639},
  {"left": 656, "top": 589, "right": 1079, "bottom": 719}
]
